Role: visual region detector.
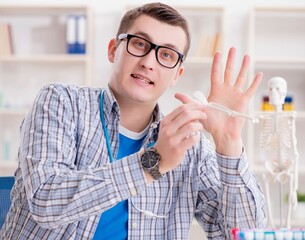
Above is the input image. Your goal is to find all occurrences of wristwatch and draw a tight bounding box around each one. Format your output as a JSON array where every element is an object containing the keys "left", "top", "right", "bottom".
[{"left": 141, "top": 147, "right": 163, "bottom": 180}]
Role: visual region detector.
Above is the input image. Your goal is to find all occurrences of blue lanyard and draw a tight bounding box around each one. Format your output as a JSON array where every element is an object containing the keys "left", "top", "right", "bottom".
[
  {"left": 99, "top": 90, "right": 172, "bottom": 218},
  {"left": 99, "top": 90, "right": 156, "bottom": 163},
  {"left": 99, "top": 90, "right": 114, "bottom": 163}
]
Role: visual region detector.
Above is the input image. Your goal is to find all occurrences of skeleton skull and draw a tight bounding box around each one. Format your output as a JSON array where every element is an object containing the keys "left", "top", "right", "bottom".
[{"left": 268, "top": 77, "right": 287, "bottom": 107}]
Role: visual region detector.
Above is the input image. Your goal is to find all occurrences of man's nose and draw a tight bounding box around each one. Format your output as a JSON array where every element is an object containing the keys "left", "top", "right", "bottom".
[{"left": 139, "top": 49, "right": 157, "bottom": 69}]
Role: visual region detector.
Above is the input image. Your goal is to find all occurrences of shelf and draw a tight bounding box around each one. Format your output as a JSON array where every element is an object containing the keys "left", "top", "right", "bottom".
[
  {"left": 296, "top": 111, "right": 305, "bottom": 119},
  {"left": 251, "top": 165, "right": 305, "bottom": 176},
  {"left": 254, "top": 58, "right": 305, "bottom": 69},
  {"left": 253, "top": 6, "right": 305, "bottom": 15},
  {"left": 0, "top": 54, "right": 89, "bottom": 63},
  {"left": 0, "top": 5, "right": 89, "bottom": 15},
  {"left": 0, "top": 108, "right": 28, "bottom": 116},
  {"left": 252, "top": 111, "right": 305, "bottom": 119}
]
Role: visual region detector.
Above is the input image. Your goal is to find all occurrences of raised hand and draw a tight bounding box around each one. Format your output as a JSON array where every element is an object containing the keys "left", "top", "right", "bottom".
[{"left": 198, "top": 47, "right": 263, "bottom": 155}]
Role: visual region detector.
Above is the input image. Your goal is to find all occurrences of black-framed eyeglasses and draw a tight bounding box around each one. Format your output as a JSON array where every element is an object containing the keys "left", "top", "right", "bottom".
[{"left": 118, "top": 33, "right": 184, "bottom": 69}]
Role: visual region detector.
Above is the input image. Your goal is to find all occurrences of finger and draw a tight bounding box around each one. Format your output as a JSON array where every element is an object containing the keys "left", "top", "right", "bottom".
[
  {"left": 174, "top": 93, "right": 208, "bottom": 125},
  {"left": 245, "top": 72, "right": 263, "bottom": 99},
  {"left": 175, "top": 121, "right": 203, "bottom": 145},
  {"left": 162, "top": 102, "right": 205, "bottom": 126},
  {"left": 173, "top": 109, "right": 207, "bottom": 132},
  {"left": 210, "top": 52, "right": 222, "bottom": 86},
  {"left": 174, "top": 92, "right": 195, "bottom": 104},
  {"left": 235, "top": 55, "right": 250, "bottom": 90},
  {"left": 180, "top": 132, "right": 201, "bottom": 151},
  {"left": 162, "top": 106, "right": 207, "bottom": 136},
  {"left": 159, "top": 112, "right": 205, "bottom": 152},
  {"left": 164, "top": 127, "right": 201, "bottom": 157},
  {"left": 224, "top": 47, "right": 236, "bottom": 85},
  {"left": 183, "top": 132, "right": 201, "bottom": 147}
]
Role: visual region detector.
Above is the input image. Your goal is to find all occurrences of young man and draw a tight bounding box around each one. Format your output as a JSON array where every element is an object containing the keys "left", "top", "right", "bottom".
[{"left": 0, "top": 2, "right": 266, "bottom": 240}]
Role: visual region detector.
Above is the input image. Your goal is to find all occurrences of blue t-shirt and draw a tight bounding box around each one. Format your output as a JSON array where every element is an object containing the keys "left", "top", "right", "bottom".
[{"left": 93, "top": 126, "right": 147, "bottom": 240}]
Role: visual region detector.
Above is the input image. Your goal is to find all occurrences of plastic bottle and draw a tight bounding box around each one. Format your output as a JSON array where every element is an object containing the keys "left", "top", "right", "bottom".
[
  {"left": 274, "top": 230, "right": 285, "bottom": 240},
  {"left": 293, "top": 230, "right": 303, "bottom": 240},
  {"left": 283, "top": 95, "right": 294, "bottom": 111},
  {"left": 254, "top": 230, "right": 265, "bottom": 240},
  {"left": 261, "top": 95, "right": 274, "bottom": 111},
  {"left": 264, "top": 231, "right": 275, "bottom": 240},
  {"left": 284, "top": 230, "right": 293, "bottom": 240}
]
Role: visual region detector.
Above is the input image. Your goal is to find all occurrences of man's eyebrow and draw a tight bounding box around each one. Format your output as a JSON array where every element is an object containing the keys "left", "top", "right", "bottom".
[{"left": 133, "top": 31, "right": 180, "bottom": 51}]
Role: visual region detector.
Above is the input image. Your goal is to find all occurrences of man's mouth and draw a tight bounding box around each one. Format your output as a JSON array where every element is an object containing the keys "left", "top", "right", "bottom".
[{"left": 131, "top": 74, "right": 154, "bottom": 85}]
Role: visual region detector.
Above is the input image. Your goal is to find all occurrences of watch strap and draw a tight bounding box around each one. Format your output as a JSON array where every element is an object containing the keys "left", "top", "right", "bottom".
[
  {"left": 148, "top": 164, "right": 163, "bottom": 180},
  {"left": 141, "top": 147, "right": 163, "bottom": 180}
]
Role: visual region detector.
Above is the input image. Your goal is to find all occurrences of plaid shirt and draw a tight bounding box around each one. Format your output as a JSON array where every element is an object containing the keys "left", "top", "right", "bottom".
[{"left": 0, "top": 83, "right": 266, "bottom": 240}]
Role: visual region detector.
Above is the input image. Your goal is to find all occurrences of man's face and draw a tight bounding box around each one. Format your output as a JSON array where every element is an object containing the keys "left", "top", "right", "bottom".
[{"left": 108, "top": 14, "right": 187, "bottom": 105}]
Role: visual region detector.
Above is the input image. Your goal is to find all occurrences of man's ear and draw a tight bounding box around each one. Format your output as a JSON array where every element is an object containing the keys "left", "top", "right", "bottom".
[
  {"left": 108, "top": 39, "right": 117, "bottom": 63},
  {"left": 169, "top": 65, "right": 184, "bottom": 87}
]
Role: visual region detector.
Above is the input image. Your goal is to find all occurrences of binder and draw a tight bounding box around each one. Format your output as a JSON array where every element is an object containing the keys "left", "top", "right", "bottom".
[
  {"left": 66, "top": 15, "right": 87, "bottom": 54},
  {"left": 66, "top": 15, "right": 77, "bottom": 54},
  {"left": 76, "top": 15, "right": 86, "bottom": 54}
]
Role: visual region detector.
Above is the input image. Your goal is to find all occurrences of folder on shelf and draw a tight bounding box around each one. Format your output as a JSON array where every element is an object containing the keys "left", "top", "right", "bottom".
[
  {"left": 0, "top": 23, "right": 14, "bottom": 55},
  {"left": 66, "top": 15, "right": 77, "bottom": 54},
  {"left": 66, "top": 15, "right": 87, "bottom": 54},
  {"left": 76, "top": 15, "right": 86, "bottom": 54}
]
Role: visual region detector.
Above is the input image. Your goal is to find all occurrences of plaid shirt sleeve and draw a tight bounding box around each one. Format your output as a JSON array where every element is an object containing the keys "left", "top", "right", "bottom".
[
  {"left": 19, "top": 84, "right": 147, "bottom": 229},
  {"left": 195, "top": 141, "right": 267, "bottom": 239},
  {"left": 216, "top": 150, "right": 267, "bottom": 227}
]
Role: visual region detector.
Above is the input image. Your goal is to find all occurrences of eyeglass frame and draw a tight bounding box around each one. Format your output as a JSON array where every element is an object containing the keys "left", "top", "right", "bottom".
[{"left": 117, "top": 33, "right": 185, "bottom": 69}]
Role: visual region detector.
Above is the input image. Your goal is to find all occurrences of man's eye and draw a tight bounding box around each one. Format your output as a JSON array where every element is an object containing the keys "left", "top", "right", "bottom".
[
  {"left": 136, "top": 42, "right": 144, "bottom": 47},
  {"left": 134, "top": 41, "right": 145, "bottom": 48},
  {"left": 163, "top": 52, "right": 172, "bottom": 59}
]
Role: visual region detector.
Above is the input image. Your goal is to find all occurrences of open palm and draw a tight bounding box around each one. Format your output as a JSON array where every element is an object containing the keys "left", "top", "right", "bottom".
[{"left": 204, "top": 47, "right": 263, "bottom": 140}]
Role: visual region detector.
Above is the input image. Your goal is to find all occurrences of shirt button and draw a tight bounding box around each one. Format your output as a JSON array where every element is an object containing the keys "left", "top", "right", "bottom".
[
  {"left": 132, "top": 222, "right": 137, "bottom": 228},
  {"left": 130, "top": 188, "right": 137, "bottom": 196}
]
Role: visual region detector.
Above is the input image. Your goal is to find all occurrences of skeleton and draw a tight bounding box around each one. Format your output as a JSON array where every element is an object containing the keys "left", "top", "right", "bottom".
[
  {"left": 258, "top": 77, "right": 299, "bottom": 228},
  {"left": 193, "top": 77, "right": 299, "bottom": 228}
]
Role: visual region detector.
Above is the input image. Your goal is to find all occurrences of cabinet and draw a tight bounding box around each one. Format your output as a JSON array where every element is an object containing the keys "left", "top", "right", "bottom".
[
  {"left": 0, "top": 5, "right": 93, "bottom": 175},
  {"left": 247, "top": 6, "right": 305, "bottom": 227}
]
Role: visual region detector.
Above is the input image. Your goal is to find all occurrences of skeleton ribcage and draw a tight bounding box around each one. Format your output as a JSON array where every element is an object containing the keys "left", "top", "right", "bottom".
[{"left": 259, "top": 114, "right": 295, "bottom": 167}]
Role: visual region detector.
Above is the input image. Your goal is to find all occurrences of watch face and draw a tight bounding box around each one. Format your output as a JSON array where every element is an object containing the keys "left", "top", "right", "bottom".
[{"left": 141, "top": 150, "right": 159, "bottom": 169}]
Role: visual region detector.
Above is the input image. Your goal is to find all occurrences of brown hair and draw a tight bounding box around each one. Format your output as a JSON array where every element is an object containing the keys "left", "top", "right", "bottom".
[{"left": 116, "top": 2, "right": 191, "bottom": 58}]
